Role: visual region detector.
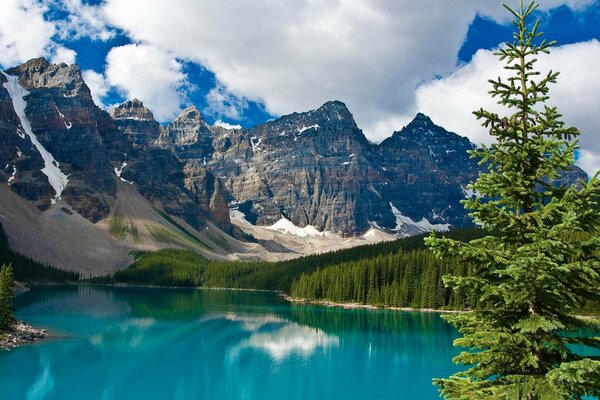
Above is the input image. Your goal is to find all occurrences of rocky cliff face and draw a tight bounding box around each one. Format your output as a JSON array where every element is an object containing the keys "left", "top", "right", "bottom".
[
  {"left": 110, "top": 100, "right": 232, "bottom": 232},
  {"left": 159, "top": 105, "right": 214, "bottom": 160},
  {"left": 0, "top": 58, "right": 230, "bottom": 230},
  {"left": 1, "top": 58, "right": 588, "bottom": 241},
  {"left": 376, "top": 113, "right": 480, "bottom": 228},
  {"left": 207, "top": 101, "right": 393, "bottom": 234},
  {"left": 109, "top": 99, "right": 160, "bottom": 148},
  {"left": 3, "top": 58, "right": 122, "bottom": 220},
  {"left": 202, "top": 103, "right": 587, "bottom": 236}
]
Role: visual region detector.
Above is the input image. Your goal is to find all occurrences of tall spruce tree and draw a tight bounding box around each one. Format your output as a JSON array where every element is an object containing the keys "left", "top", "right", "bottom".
[
  {"left": 426, "top": 1, "right": 600, "bottom": 399},
  {"left": 0, "top": 264, "right": 16, "bottom": 332}
]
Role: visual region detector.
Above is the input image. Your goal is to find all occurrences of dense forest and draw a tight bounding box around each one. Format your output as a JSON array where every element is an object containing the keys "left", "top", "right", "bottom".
[
  {"left": 91, "top": 228, "right": 484, "bottom": 310},
  {"left": 0, "top": 222, "right": 79, "bottom": 283}
]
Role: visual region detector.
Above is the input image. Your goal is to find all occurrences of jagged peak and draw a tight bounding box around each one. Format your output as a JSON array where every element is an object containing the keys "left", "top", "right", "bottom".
[
  {"left": 5, "top": 57, "right": 85, "bottom": 93},
  {"left": 412, "top": 112, "right": 433, "bottom": 123},
  {"left": 315, "top": 100, "right": 352, "bottom": 119},
  {"left": 110, "top": 98, "right": 156, "bottom": 121},
  {"left": 380, "top": 111, "right": 475, "bottom": 151},
  {"left": 129, "top": 98, "right": 144, "bottom": 106},
  {"left": 175, "top": 105, "right": 204, "bottom": 122}
]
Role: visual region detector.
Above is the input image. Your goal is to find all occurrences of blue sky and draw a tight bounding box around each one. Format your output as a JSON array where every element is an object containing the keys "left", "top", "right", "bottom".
[{"left": 1, "top": 0, "right": 599, "bottom": 172}]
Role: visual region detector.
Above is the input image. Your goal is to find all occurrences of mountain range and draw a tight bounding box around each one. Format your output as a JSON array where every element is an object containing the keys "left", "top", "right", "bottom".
[{"left": 0, "top": 58, "right": 587, "bottom": 274}]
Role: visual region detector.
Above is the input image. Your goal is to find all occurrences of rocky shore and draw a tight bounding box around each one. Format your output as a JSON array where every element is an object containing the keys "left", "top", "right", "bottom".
[
  {"left": 0, "top": 321, "right": 48, "bottom": 350},
  {"left": 282, "top": 294, "right": 463, "bottom": 313}
]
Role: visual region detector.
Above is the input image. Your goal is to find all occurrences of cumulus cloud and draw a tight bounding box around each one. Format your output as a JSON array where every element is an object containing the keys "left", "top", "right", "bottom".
[
  {"left": 0, "top": 0, "right": 55, "bottom": 67},
  {"left": 100, "top": 0, "right": 474, "bottom": 135},
  {"left": 204, "top": 84, "right": 248, "bottom": 121},
  {"left": 104, "top": 44, "right": 190, "bottom": 121},
  {"left": 99, "top": 0, "right": 599, "bottom": 142},
  {"left": 414, "top": 40, "right": 600, "bottom": 174},
  {"left": 52, "top": 0, "right": 115, "bottom": 41},
  {"left": 51, "top": 46, "right": 76, "bottom": 65},
  {"left": 82, "top": 69, "right": 110, "bottom": 108},
  {"left": 213, "top": 120, "right": 242, "bottom": 130}
]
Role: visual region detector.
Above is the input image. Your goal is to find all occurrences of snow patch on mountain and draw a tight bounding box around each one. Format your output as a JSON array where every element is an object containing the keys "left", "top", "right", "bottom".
[
  {"left": 54, "top": 105, "right": 72, "bottom": 129},
  {"left": 267, "top": 218, "right": 324, "bottom": 237},
  {"left": 114, "top": 161, "right": 127, "bottom": 178},
  {"left": 2, "top": 72, "right": 69, "bottom": 203},
  {"left": 460, "top": 185, "right": 480, "bottom": 199},
  {"left": 389, "top": 202, "right": 449, "bottom": 235},
  {"left": 7, "top": 166, "right": 17, "bottom": 184},
  {"left": 297, "top": 124, "right": 319, "bottom": 134}
]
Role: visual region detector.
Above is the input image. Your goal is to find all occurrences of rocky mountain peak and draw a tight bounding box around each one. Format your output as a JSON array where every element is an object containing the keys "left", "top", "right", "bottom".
[
  {"left": 313, "top": 100, "right": 353, "bottom": 122},
  {"left": 175, "top": 105, "right": 204, "bottom": 123},
  {"left": 384, "top": 113, "right": 459, "bottom": 146},
  {"left": 110, "top": 99, "right": 161, "bottom": 148},
  {"left": 401, "top": 112, "right": 437, "bottom": 132},
  {"left": 110, "top": 99, "right": 156, "bottom": 121},
  {"left": 160, "top": 105, "right": 213, "bottom": 156},
  {"left": 5, "top": 58, "right": 89, "bottom": 99}
]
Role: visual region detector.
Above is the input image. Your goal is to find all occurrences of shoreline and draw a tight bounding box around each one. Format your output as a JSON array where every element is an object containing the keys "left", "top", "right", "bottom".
[
  {"left": 23, "top": 283, "right": 599, "bottom": 318},
  {"left": 281, "top": 294, "right": 463, "bottom": 313},
  {"left": 0, "top": 321, "right": 48, "bottom": 350},
  {"left": 75, "top": 282, "right": 280, "bottom": 293}
]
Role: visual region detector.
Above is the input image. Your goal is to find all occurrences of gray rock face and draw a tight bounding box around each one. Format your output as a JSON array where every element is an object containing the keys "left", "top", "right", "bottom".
[
  {"left": 1, "top": 58, "right": 588, "bottom": 240},
  {"left": 376, "top": 113, "right": 480, "bottom": 227},
  {"left": 110, "top": 100, "right": 232, "bottom": 232},
  {"left": 109, "top": 99, "right": 160, "bottom": 148},
  {"left": 0, "top": 71, "right": 52, "bottom": 210},
  {"left": 207, "top": 101, "right": 393, "bottom": 234},
  {"left": 201, "top": 104, "right": 587, "bottom": 236},
  {"left": 3, "top": 58, "right": 122, "bottom": 220},
  {"left": 0, "top": 59, "right": 223, "bottom": 230},
  {"left": 159, "top": 106, "right": 214, "bottom": 160}
]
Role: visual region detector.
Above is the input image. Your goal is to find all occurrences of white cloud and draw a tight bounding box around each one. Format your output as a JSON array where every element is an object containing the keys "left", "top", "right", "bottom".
[
  {"left": 100, "top": 0, "right": 473, "bottom": 132},
  {"left": 577, "top": 150, "right": 600, "bottom": 177},
  {"left": 51, "top": 46, "right": 76, "bottom": 65},
  {"left": 82, "top": 69, "right": 110, "bottom": 108},
  {"left": 53, "top": 0, "right": 115, "bottom": 41},
  {"left": 104, "top": 44, "right": 190, "bottom": 121},
  {"left": 204, "top": 84, "right": 248, "bottom": 121},
  {"left": 414, "top": 40, "right": 600, "bottom": 175},
  {"left": 0, "top": 0, "right": 55, "bottom": 68},
  {"left": 100, "top": 0, "right": 598, "bottom": 142},
  {"left": 213, "top": 120, "right": 242, "bottom": 130}
]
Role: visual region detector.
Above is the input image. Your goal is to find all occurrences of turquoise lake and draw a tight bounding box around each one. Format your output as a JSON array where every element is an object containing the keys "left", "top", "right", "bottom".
[{"left": 2, "top": 285, "right": 461, "bottom": 399}]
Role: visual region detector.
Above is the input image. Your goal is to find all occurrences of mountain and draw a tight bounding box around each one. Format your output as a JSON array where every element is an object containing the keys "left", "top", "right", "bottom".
[
  {"left": 0, "top": 59, "right": 255, "bottom": 275},
  {"left": 0, "top": 58, "right": 589, "bottom": 273}
]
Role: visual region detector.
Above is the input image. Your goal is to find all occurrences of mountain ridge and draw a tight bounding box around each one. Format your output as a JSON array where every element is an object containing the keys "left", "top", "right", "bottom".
[{"left": 0, "top": 58, "right": 589, "bottom": 272}]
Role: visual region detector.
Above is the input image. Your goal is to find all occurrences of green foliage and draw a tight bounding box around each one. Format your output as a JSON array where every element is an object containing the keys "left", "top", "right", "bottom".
[
  {"left": 426, "top": 2, "right": 600, "bottom": 399},
  {"left": 290, "top": 249, "right": 463, "bottom": 309},
  {"left": 155, "top": 210, "right": 213, "bottom": 250},
  {"left": 109, "top": 213, "right": 141, "bottom": 244},
  {"left": 105, "top": 229, "right": 489, "bottom": 312},
  {"left": 0, "top": 264, "right": 15, "bottom": 332},
  {"left": 0, "top": 222, "right": 79, "bottom": 283},
  {"left": 114, "top": 249, "right": 209, "bottom": 287}
]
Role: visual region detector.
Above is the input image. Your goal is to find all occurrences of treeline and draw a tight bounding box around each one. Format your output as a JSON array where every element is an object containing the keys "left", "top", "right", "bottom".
[
  {"left": 290, "top": 249, "right": 469, "bottom": 309},
  {"left": 0, "top": 222, "right": 79, "bottom": 283},
  {"left": 96, "top": 228, "right": 485, "bottom": 311},
  {"left": 113, "top": 249, "right": 209, "bottom": 287}
]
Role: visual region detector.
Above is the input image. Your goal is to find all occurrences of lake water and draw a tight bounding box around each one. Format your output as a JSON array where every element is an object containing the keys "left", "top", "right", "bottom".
[{"left": 1, "top": 285, "right": 461, "bottom": 399}]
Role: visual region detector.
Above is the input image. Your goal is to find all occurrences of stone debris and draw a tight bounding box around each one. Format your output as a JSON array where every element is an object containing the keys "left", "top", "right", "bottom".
[{"left": 0, "top": 321, "right": 48, "bottom": 350}]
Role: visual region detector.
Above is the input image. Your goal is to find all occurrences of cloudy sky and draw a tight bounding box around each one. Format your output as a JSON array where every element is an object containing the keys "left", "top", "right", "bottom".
[{"left": 2, "top": 0, "right": 600, "bottom": 173}]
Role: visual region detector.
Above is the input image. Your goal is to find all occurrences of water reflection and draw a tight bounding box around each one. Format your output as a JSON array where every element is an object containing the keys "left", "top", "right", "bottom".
[
  {"left": 3, "top": 285, "right": 463, "bottom": 400},
  {"left": 231, "top": 320, "right": 339, "bottom": 360}
]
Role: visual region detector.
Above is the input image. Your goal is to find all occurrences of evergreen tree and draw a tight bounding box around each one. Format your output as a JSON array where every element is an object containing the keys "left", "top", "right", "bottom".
[
  {"left": 427, "top": 2, "right": 600, "bottom": 399},
  {"left": 0, "top": 264, "right": 16, "bottom": 332}
]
